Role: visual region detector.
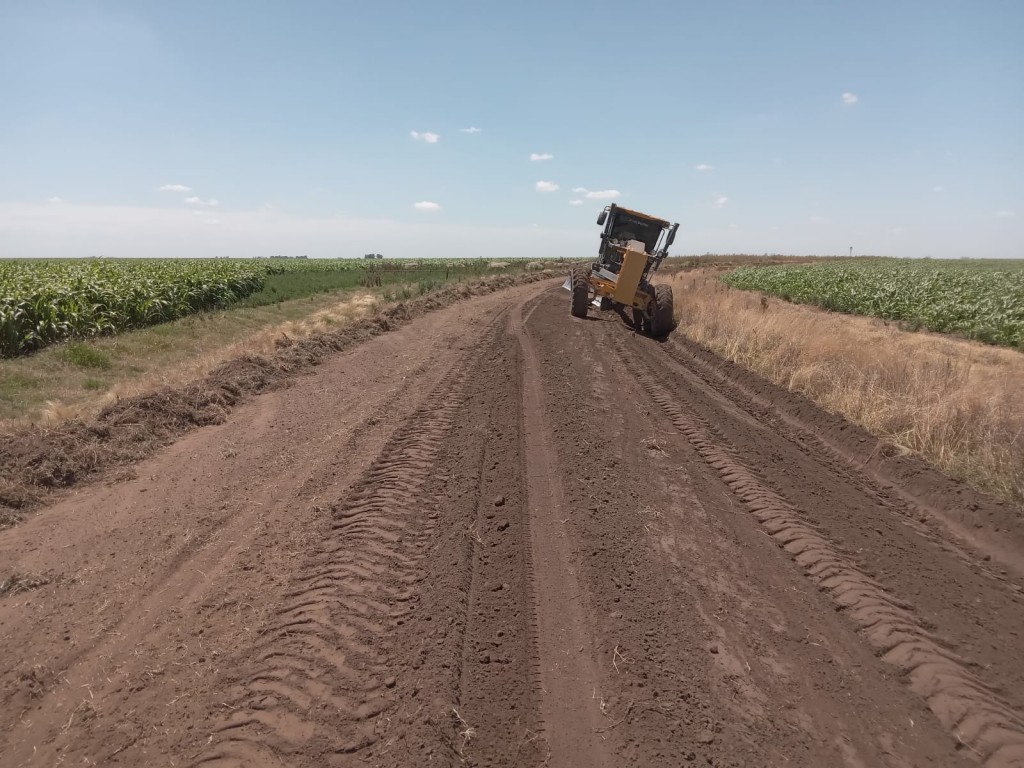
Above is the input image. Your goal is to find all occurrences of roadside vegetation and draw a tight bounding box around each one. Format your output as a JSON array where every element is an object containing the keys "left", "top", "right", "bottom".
[
  {"left": 670, "top": 267, "right": 1024, "bottom": 510},
  {"left": 722, "top": 259, "right": 1024, "bottom": 349},
  {"left": 0, "top": 257, "right": 529, "bottom": 357},
  {"left": 0, "top": 259, "right": 561, "bottom": 425}
]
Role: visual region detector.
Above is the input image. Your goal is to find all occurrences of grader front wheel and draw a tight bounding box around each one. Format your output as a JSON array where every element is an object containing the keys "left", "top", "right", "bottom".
[{"left": 570, "top": 268, "right": 590, "bottom": 318}]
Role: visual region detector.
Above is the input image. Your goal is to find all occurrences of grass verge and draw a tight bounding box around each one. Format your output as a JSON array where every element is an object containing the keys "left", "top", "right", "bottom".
[
  {"left": 0, "top": 288, "right": 380, "bottom": 424},
  {"left": 669, "top": 268, "right": 1024, "bottom": 511}
]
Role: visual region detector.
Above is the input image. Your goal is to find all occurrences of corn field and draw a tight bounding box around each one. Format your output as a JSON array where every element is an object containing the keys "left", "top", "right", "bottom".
[
  {"left": 722, "top": 259, "right": 1024, "bottom": 349},
  {"left": 0, "top": 257, "right": 529, "bottom": 357},
  {"left": 0, "top": 259, "right": 275, "bottom": 356}
]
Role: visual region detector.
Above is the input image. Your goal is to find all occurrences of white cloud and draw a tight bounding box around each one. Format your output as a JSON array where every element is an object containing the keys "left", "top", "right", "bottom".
[
  {"left": 569, "top": 199, "right": 584, "bottom": 206},
  {"left": 410, "top": 131, "right": 440, "bottom": 144},
  {"left": 584, "top": 189, "right": 620, "bottom": 200},
  {"left": 713, "top": 196, "right": 728, "bottom": 208},
  {"left": 530, "top": 153, "right": 553, "bottom": 161},
  {"left": 996, "top": 210, "right": 1016, "bottom": 218},
  {"left": 458, "top": 127, "right": 481, "bottom": 134},
  {"left": 45, "top": 196, "right": 65, "bottom": 204},
  {"left": 572, "top": 187, "right": 588, "bottom": 193},
  {"left": 185, "top": 196, "right": 219, "bottom": 207},
  {"left": 694, "top": 163, "right": 714, "bottom": 171},
  {"left": 536, "top": 181, "right": 559, "bottom": 192},
  {"left": 933, "top": 186, "right": 944, "bottom": 192},
  {"left": 842, "top": 92, "right": 859, "bottom": 105},
  {"left": 413, "top": 201, "right": 441, "bottom": 212},
  {"left": 158, "top": 183, "right": 191, "bottom": 192}
]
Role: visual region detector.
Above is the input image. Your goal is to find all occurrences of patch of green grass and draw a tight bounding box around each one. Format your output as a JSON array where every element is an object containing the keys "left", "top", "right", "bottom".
[
  {"left": 82, "top": 378, "right": 106, "bottom": 391},
  {"left": 233, "top": 270, "right": 367, "bottom": 307},
  {"left": 56, "top": 343, "right": 112, "bottom": 369},
  {"left": 0, "top": 371, "right": 39, "bottom": 406}
]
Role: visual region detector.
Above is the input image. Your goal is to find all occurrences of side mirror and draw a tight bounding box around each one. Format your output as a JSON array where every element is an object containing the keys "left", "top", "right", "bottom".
[
  {"left": 596, "top": 209, "right": 608, "bottom": 226},
  {"left": 666, "top": 223, "right": 679, "bottom": 247}
]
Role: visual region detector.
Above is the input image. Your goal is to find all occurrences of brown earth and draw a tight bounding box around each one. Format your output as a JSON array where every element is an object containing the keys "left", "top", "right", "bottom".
[{"left": 2, "top": 280, "right": 1023, "bottom": 768}]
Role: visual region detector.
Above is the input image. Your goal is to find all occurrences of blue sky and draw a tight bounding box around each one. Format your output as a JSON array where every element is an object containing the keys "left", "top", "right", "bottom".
[{"left": 1, "top": 0, "right": 1021, "bottom": 259}]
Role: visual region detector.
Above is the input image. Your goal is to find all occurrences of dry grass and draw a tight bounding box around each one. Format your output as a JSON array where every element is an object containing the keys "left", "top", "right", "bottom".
[
  {"left": 0, "top": 290, "right": 382, "bottom": 427},
  {"left": 0, "top": 572, "right": 53, "bottom": 597},
  {"left": 670, "top": 268, "right": 1024, "bottom": 509}
]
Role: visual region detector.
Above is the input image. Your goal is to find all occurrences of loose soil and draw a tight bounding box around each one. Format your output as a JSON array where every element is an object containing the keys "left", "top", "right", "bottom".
[{"left": 1, "top": 282, "right": 1023, "bottom": 767}]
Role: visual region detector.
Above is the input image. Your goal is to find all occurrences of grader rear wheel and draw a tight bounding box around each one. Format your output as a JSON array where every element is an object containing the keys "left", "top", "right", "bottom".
[
  {"left": 650, "top": 284, "right": 675, "bottom": 337},
  {"left": 570, "top": 268, "right": 590, "bottom": 318}
]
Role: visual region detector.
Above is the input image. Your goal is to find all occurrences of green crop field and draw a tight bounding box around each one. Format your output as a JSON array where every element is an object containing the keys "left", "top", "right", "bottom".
[
  {"left": 722, "top": 259, "right": 1024, "bottom": 349},
  {"left": 0, "top": 257, "right": 519, "bottom": 357}
]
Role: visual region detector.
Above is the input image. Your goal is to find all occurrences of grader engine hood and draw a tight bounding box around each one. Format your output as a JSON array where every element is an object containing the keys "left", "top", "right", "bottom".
[
  {"left": 610, "top": 242, "right": 648, "bottom": 302},
  {"left": 562, "top": 240, "right": 647, "bottom": 306}
]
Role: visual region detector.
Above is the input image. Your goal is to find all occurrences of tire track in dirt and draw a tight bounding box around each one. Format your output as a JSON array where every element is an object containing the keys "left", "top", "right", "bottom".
[
  {"left": 509, "top": 293, "right": 614, "bottom": 768},
  {"left": 0, "top": 290, "right": 542, "bottom": 768},
  {"left": 661, "top": 333, "right": 1024, "bottom": 585},
  {"left": 435, "top": 293, "right": 547, "bottom": 766},
  {"left": 523, "top": 293, "right": 973, "bottom": 766},
  {"left": 193, "top": 362, "right": 478, "bottom": 766},
  {"left": 612, "top": 332, "right": 1024, "bottom": 766}
]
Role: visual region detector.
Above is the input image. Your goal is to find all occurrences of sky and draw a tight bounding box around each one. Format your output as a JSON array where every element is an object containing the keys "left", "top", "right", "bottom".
[{"left": 1, "top": 0, "right": 1022, "bottom": 260}]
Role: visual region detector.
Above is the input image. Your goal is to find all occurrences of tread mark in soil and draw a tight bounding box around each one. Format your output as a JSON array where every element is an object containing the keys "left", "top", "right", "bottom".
[
  {"left": 193, "top": 364, "right": 474, "bottom": 767},
  {"left": 611, "top": 333, "right": 1024, "bottom": 767}
]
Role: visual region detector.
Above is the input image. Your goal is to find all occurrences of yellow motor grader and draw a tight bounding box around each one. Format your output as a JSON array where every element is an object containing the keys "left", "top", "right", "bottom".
[{"left": 564, "top": 204, "right": 679, "bottom": 336}]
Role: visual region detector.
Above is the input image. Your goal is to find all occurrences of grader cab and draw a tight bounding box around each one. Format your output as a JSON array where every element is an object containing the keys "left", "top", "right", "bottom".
[{"left": 564, "top": 204, "right": 679, "bottom": 336}]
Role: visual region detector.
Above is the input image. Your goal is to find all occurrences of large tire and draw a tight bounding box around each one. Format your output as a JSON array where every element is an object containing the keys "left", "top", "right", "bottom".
[
  {"left": 650, "top": 283, "right": 675, "bottom": 337},
  {"left": 570, "top": 268, "right": 590, "bottom": 318}
]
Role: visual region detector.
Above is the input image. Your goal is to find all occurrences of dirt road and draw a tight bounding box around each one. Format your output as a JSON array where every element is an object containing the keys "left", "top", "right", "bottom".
[{"left": 2, "top": 280, "right": 1023, "bottom": 767}]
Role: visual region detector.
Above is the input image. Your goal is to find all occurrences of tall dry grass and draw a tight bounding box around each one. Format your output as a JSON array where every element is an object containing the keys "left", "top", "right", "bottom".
[{"left": 670, "top": 268, "right": 1024, "bottom": 509}]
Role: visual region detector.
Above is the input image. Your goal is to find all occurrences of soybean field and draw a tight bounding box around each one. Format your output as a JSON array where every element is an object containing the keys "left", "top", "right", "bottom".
[{"left": 722, "top": 259, "right": 1024, "bottom": 348}]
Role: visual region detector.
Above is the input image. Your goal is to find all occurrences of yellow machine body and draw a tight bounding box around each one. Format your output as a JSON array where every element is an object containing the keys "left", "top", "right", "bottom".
[
  {"left": 586, "top": 244, "right": 654, "bottom": 313},
  {"left": 565, "top": 202, "right": 678, "bottom": 332},
  {"left": 612, "top": 246, "right": 647, "bottom": 304}
]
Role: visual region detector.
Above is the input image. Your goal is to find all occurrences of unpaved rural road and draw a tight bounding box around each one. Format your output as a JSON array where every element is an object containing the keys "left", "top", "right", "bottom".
[{"left": 2, "top": 280, "right": 1024, "bottom": 767}]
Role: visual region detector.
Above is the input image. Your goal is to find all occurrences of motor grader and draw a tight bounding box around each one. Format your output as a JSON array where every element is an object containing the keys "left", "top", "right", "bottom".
[{"left": 564, "top": 204, "right": 679, "bottom": 335}]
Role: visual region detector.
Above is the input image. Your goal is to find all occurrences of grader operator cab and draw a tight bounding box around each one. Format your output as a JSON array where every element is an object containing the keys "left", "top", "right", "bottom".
[{"left": 564, "top": 204, "right": 679, "bottom": 335}]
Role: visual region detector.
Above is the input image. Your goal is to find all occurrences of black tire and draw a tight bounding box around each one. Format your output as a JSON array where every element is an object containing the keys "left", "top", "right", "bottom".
[
  {"left": 650, "top": 284, "right": 675, "bottom": 337},
  {"left": 570, "top": 268, "right": 590, "bottom": 318}
]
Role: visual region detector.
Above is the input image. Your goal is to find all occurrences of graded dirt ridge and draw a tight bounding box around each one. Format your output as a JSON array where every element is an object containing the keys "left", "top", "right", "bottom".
[{"left": 1, "top": 280, "right": 1023, "bottom": 767}]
